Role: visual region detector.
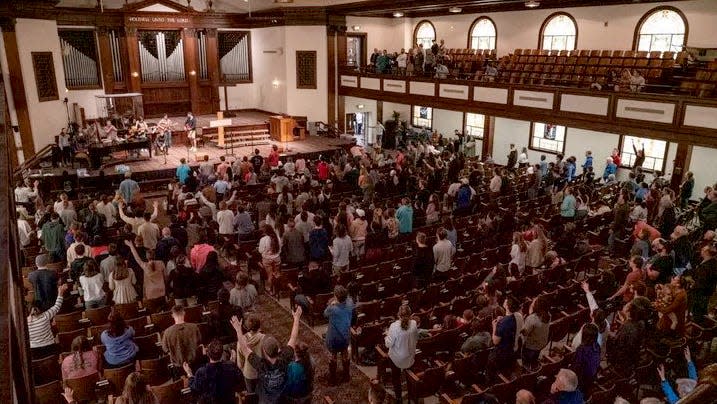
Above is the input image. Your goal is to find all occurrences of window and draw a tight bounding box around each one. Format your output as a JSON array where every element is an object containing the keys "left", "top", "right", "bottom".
[
  {"left": 530, "top": 122, "right": 566, "bottom": 154},
  {"left": 469, "top": 17, "right": 496, "bottom": 51},
  {"left": 58, "top": 29, "right": 101, "bottom": 89},
  {"left": 465, "top": 113, "right": 485, "bottom": 139},
  {"left": 540, "top": 13, "right": 577, "bottom": 51},
  {"left": 412, "top": 106, "right": 433, "bottom": 128},
  {"left": 414, "top": 21, "right": 436, "bottom": 50},
  {"left": 636, "top": 8, "right": 687, "bottom": 54},
  {"left": 619, "top": 135, "right": 668, "bottom": 172}
]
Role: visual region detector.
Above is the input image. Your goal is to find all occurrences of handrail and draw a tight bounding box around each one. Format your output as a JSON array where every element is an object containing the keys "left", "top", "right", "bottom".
[{"left": 13, "top": 143, "right": 54, "bottom": 176}]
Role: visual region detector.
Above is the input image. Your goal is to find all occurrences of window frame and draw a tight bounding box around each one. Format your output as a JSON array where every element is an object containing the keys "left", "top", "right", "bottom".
[
  {"left": 632, "top": 6, "right": 688, "bottom": 53},
  {"left": 538, "top": 12, "right": 578, "bottom": 51},
  {"left": 617, "top": 135, "right": 669, "bottom": 173},
  {"left": 412, "top": 105, "right": 433, "bottom": 129},
  {"left": 464, "top": 112, "right": 485, "bottom": 140},
  {"left": 413, "top": 20, "right": 437, "bottom": 50},
  {"left": 467, "top": 16, "right": 497, "bottom": 51},
  {"left": 58, "top": 28, "right": 103, "bottom": 90},
  {"left": 528, "top": 122, "right": 567, "bottom": 155}
]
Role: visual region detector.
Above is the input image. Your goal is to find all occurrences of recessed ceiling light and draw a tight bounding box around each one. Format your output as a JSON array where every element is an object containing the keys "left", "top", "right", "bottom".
[
  {"left": 525, "top": 0, "right": 540, "bottom": 8},
  {"left": 393, "top": 11, "right": 404, "bottom": 18},
  {"left": 449, "top": 7, "right": 462, "bottom": 13}
]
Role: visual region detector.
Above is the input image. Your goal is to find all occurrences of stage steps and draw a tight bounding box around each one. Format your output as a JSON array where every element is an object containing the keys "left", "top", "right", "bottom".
[{"left": 202, "top": 123, "right": 272, "bottom": 149}]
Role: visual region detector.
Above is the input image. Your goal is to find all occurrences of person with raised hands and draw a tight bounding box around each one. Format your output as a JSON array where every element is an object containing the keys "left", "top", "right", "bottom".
[{"left": 231, "top": 306, "right": 303, "bottom": 404}]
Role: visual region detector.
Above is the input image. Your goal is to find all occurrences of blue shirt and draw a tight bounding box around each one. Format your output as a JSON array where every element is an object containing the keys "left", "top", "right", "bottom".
[
  {"left": 396, "top": 205, "right": 413, "bottom": 234},
  {"left": 324, "top": 298, "right": 355, "bottom": 351},
  {"left": 582, "top": 156, "right": 593, "bottom": 171},
  {"left": 309, "top": 228, "right": 329, "bottom": 260},
  {"left": 101, "top": 327, "right": 138, "bottom": 365},
  {"left": 539, "top": 161, "right": 548, "bottom": 177},
  {"left": 214, "top": 180, "right": 230, "bottom": 194},
  {"left": 176, "top": 164, "right": 191, "bottom": 184},
  {"left": 603, "top": 163, "right": 617, "bottom": 179},
  {"left": 119, "top": 179, "right": 139, "bottom": 203},
  {"left": 561, "top": 195, "right": 576, "bottom": 218},
  {"left": 284, "top": 361, "right": 311, "bottom": 398},
  {"left": 661, "top": 361, "right": 697, "bottom": 404},
  {"left": 566, "top": 162, "right": 576, "bottom": 182}
]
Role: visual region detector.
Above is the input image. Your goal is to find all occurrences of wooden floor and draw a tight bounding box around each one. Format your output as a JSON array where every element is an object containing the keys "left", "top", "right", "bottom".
[{"left": 144, "top": 110, "right": 273, "bottom": 128}]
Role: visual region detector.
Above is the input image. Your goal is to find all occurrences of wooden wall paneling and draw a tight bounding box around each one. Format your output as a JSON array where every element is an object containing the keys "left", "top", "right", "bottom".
[
  {"left": 124, "top": 27, "right": 141, "bottom": 92},
  {"left": 338, "top": 95, "right": 345, "bottom": 133},
  {"left": 96, "top": 28, "right": 115, "bottom": 91},
  {"left": 205, "top": 28, "right": 220, "bottom": 112},
  {"left": 670, "top": 142, "right": 692, "bottom": 192},
  {"left": 182, "top": 28, "right": 201, "bottom": 114},
  {"left": 483, "top": 115, "right": 494, "bottom": 159},
  {"left": 1, "top": 20, "right": 35, "bottom": 159},
  {"left": 377, "top": 100, "right": 383, "bottom": 123}
]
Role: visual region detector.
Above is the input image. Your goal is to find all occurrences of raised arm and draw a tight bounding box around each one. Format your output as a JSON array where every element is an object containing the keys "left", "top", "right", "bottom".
[
  {"left": 150, "top": 200, "right": 159, "bottom": 221},
  {"left": 124, "top": 239, "right": 147, "bottom": 266},
  {"left": 230, "top": 316, "right": 252, "bottom": 357},
  {"left": 45, "top": 284, "right": 69, "bottom": 320},
  {"left": 117, "top": 202, "right": 132, "bottom": 224},
  {"left": 287, "top": 306, "right": 303, "bottom": 348},
  {"left": 581, "top": 282, "right": 599, "bottom": 311}
]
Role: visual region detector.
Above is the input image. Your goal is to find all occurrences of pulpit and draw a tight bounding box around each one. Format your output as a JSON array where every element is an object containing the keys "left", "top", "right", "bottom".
[{"left": 269, "top": 116, "right": 296, "bottom": 142}]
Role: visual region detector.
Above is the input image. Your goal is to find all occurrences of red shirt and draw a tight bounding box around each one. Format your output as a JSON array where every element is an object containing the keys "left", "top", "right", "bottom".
[
  {"left": 318, "top": 161, "right": 330, "bottom": 180},
  {"left": 612, "top": 153, "right": 621, "bottom": 167},
  {"left": 267, "top": 151, "right": 280, "bottom": 167}
]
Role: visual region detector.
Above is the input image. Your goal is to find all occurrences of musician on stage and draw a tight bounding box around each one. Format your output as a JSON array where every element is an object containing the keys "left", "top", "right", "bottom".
[
  {"left": 157, "top": 114, "right": 174, "bottom": 148},
  {"left": 132, "top": 116, "right": 149, "bottom": 138},
  {"left": 185, "top": 111, "right": 197, "bottom": 152},
  {"left": 103, "top": 120, "right": 119, "bottom": 142}
]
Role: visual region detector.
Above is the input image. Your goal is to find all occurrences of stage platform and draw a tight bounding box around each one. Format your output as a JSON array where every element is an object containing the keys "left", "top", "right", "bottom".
[{"left": 24, "top": 111, "right": 355, "bottom": 195}]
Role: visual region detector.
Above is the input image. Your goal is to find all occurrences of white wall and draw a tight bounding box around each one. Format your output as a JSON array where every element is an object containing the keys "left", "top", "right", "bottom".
[
  {"left": 564, "top": 128, "right": 620, "bottom": 180},
  {"left": 492, "top": 117, "right": 529, "bottom": 165},
  {"left": 66, "top": 89, "right": 105, "bottom": 120},
  {"left": 689, "top": 146, "right": 717, "bottom": 199},
  {"left": 344, "top": 96, "right": 378, "bottom": 127},
  {"left": 432, "top": 108, "right": 463, "bottom": 139},
  {"left": 16, "top": 18, "right": 68, "bottom": 151},
  {"left": 285, "top": 25, "right": 328, "bottom": 122},
  {"left": 354, "top": 0, "right": 717, "bottom": 56},
  {"left": 382, "top": 102, "right": 411, "bottom": 124}
]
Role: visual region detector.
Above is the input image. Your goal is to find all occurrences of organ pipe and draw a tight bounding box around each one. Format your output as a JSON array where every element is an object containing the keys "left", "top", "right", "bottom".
[{"left": 61, "top": 38, "right": 99, "bottom": 88}]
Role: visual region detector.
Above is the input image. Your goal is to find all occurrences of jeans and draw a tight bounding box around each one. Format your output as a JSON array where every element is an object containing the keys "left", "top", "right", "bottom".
[
  {"left": 164, "top": 130, "right": 172, "bottom": 147},
  {"left": 174, "top": 296, "right": 198, "bottom": 307}
]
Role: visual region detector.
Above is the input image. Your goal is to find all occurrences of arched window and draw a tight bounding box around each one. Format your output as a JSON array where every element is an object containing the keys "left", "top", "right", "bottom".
[
  {"left": 469, "top": 17, "right": 496, "bottom": 50},
  {"left": 414, "top": 20, "right": 436, "bottom": 50},
  {"left": 635, "top": 7, "right": 687, "bottom": 53},
  {"left": 540, "top": 13, "right": 577, "bottom": 51}
]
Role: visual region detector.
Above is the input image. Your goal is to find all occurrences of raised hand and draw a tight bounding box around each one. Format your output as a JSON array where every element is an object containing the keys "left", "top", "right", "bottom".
[
  {"left": 684, "top": 346, "right": 692, "bottom": 362},
  {"left": 581, "top": 281, "right": 590, "bottom": 293},
  {"left": 182, "top": 362, "right": 193, "bottom": 377},
  {"left": 657, "top": 364, "right": 666, "bottom": 381},
  {"left": 230, "top": 315, "right": 243, "bottom": 333},
  {"left": 61, "top": 387, "right": 74, "bottom": 403},
  {"left": 58, "top": 283, "right": 69, "bottom": 295},
  {"left": 123, "top": 239, "right": 133, "bottom": 247}
]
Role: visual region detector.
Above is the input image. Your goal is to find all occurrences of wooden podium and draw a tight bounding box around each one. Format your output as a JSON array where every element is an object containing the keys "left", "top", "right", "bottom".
[{"left": 269, "top": 116, "right": 296, "bottom": 142}]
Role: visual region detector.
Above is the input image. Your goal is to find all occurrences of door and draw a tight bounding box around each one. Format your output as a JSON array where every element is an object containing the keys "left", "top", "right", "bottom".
[{"left": 346, "top": 34, "right": 367, "bottom": 69}]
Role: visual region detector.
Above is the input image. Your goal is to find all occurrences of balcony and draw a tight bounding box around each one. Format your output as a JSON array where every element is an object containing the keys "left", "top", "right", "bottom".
[{"left": 338, "top": 68, "right": 717, "bottom": 147}]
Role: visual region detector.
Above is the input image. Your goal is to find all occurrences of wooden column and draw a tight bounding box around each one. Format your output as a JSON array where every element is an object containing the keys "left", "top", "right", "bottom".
[
  {"left": 1, "top": 18, "right": 34, "bottom": 160},
  {"left": 96, "top": 27, "right": 115, "bottom": 92},
  {"left": 670, "top": 143, "right": 693, "bottom": 192},
  {"left": 377, "top": 100, "right": 383, "bottom": 124},
  {"left": 327, "top": 27, "right": 337, "bottom": 127},
  {"left": 205, "top": 28, "right": 220, "bottom": 112},
  {"left": 182, "top": 28, "right": 200, "bottom": 114},
  {"left": 337, "top": 95, "right": 345, "bottom": 133},
  {"left": 482, "top": 115, "right": 494, "bottom": 159},
  {"left": 124, "top": 27, "right": 141, "bottom": 92}
]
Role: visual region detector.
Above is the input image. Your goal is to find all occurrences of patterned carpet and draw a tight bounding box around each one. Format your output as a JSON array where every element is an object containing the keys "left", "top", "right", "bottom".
[{"left": 256, "top": 295, "right": 371, "bottom": 403}]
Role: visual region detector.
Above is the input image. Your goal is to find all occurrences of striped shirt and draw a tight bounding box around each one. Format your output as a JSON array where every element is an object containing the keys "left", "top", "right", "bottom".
[{"left": 28, "top": 294, "right": 63, "bottom": 348}]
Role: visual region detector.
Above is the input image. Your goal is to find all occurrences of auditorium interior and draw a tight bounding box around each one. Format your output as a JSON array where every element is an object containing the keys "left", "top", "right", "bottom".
[{"left": 4, "top": 0, "right": 717, "bottom": 403}]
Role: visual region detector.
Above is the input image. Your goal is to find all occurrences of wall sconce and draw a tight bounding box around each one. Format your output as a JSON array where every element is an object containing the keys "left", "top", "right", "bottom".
[
  {"left": 357, "top": 104, "right": 364, "bottom": 109},
  {"left": 131, "top": 71, "right": 139, "bottom": 78},
  {"left": 272, "top": 79, "right": 280, "bottom": 88},
  {"left": 352, "top": 25, "right": 361, "bottom": 31},
  {"left": 189, "top": 70, "right": 196, "bottom": 76}
]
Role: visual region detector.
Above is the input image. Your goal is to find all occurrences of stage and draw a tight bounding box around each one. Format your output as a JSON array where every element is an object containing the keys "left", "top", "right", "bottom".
[{"left": 25, "top": 111, "right": 356, "bottom": 195}]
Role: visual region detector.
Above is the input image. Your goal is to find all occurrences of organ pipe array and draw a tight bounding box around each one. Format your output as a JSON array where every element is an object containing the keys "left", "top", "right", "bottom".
[
  {"left": 60, "top": 34, "right": 100, "bottom": 88},
  {"left": 219, "top": 32, "right": 250, "bottom": 82},
  {"left": 109, "top": 30, "right": 124, "bottom": 82},
  {"left": 138, "top": 31, "right": 186, "bottom": 82}
]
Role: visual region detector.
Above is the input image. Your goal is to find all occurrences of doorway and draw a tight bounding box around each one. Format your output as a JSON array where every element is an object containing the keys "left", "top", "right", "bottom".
[
  {"left": 346, "top": 112, "right": 371, "bottom": 147},
  {"left": 346, "top": 33, "right": 367, "bottom": 69}
]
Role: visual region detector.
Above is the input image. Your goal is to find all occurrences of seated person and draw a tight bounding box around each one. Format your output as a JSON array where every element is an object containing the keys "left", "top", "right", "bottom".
[{"left": 61, "top": 336, "right": 100, "bottom": 381}]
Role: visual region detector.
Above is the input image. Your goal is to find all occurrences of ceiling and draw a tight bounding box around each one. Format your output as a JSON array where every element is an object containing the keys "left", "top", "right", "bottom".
[
  {"left": 53, "top": 0, "right": 681, "bottom": 16},
  {"left": 55, "top": 0, "right": 368, "bottom": 13}
]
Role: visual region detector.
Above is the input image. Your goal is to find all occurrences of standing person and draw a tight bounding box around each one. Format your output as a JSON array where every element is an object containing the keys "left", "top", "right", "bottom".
[
  {"left": 58, "top": 128, "right": 72, "bottom": 167},
  {"left": 258, "top": 224, "right": 281, "bottom": 294},
  {"left": 282, "top": 219, "right": 306, "bottom": 267},
  {"left": 157, "top": 113, "right": 174, "bottom": 147},
  {"left": 185, "top": 111, "right": 197, "bottom": 152},
  {"left": 413, "top": 232, "right": 434, "bottom": 288},
  {"left": 231, "top": 306, "right": 303, "bottom": 404},
  {"left": 324, "top": 285, "right": 355, "bottom": 385},
  {"left": 349, "top": 209, "right": 368, "bottom": 263},
  {"left": 79, "top": 261, "right": 105, "bottom": 309},
  {"left": 507, "top": 144, "right": 517, "bottom": 170},
  {"left": 490, "top": 297, "right": 520, "bottom": 380},
  {"left": 162, "top": 305, "right": 202, "bottom": 377},
  {"left": 384, "top": 304, "right": 418, "bottom": 403},
  {"left": 395, "top": 198, "right": 413, "bottom": 235},
  {"left": 571, "top": 323, "right": 600, "bottom": 393},
  {"left": 267, "top": 145, "right": 280, "bottom": 168},
  {"left": 236, "top": 314, "right": 265, "bottom": 394},
  {"left": 517, "top": 147, "right": 529, "bottom": 168},
  {"left": 680, "top": 172, "right": 694, "bottom": 208},
  {"left": 230, "top": 272, "right": 258, "bottom": 313},
  {"left": 432, "top": 227, "right": 456, "bottom": 281},
  {"left": 28, "top": 284, "right": 69, "bottom": 358},
  {"left": 40, "top": 213, "right": 66, "bottom": 263},
  {"left": 118, "top": 172, "right": 140, "bottom": 204},
  {"left": 108, "top": 259, "right": 138, "bottom": 305},
  {"left": 684, "top": 244, "right": 717, "bottom": 324},
  {"left": 28, "top": 254, "right": 59, "bottom": 312},
  {"left": 309, "top": 215, "right": 329, "bottom": 261},
  {"left": 124, "top": 240, "right": 165, "bottom": 301},
  {"left": 250, "top": 149, "right": 264, "bottom": 174},
  {"left": 560, "top": 187, "right": 576, "bottom": 221},
  {"left": 329, "top": 224, "right": 352, "bottom": 275},
  {"left": 521, "top": 296, "right": 550, "bottom": 371},
  {"left": 284, "top": 342, "right": 314, "bottom": 402},
  {"left": 184, "top": 339, "right": 242, "bottom": 404},
  {"left": 176, "top": 158, "right": 192, "bottom": 185}
]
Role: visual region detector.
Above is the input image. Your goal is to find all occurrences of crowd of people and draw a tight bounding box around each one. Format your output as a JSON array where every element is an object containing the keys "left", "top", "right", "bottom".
[{"left": 17, "top": 127, "right": 717, "bottom": 404}]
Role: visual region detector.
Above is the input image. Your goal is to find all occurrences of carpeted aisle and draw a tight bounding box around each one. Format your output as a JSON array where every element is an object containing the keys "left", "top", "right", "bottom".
[{"left": 256, "top": 295, "right": 371, "bottom": 403}]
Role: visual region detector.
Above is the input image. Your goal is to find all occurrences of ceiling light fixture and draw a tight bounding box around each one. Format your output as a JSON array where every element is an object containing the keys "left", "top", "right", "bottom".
[
  {"left": 525, "top": 0, "right": 540, "bottom": 8},
  {"left": 352, "top": 25, "right": 361, "bottom": 31},
  {"left": 393, "top": 11, "right": 404, "bottom": 18},
  {"left": 449, "top": 7, "right": 462, "bottom": 13}
]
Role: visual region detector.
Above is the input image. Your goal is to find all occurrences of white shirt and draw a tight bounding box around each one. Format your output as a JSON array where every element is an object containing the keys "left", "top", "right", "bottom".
[
  {"left": 17, "top": 219, "right": 33, "bottom": 247},
  {"left": 446, "top": 182, "right": 461, "bottom": 197},
  {"left": 217, "top": 209, "right": 235, "bottom": 235},
  {"left": 385, "top": 319, "right": 418, "bottom": 369},
  {"left": 96, "top": 201, "right": 117, "bottom": 227},
  {"left": 283, "top": 162, "right": 296, "bottom": 176},
  {"left": 80, "top": 273, "right": 105, "bottom": 302},
  {"left": 15, "top": 186, "right": 37, "bottom": 203},
  {"left": 518, "top": 153, "right": 529, "bottom": 164},
  {"left": 67, "top": 242, "right": 91, "bottom": 265},
  {"left": 397, "top": 52, "right": 407, "bottom": 68},
  {"left": 258, "top": 235, "right": 280, "bottom": 260}
]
